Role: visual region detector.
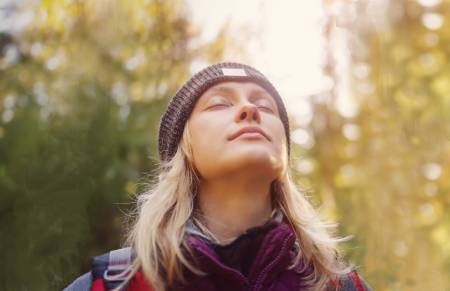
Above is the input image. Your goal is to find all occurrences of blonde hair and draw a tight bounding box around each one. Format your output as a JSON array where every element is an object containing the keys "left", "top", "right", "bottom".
[{"left": 122, "top": 120, "right": 353, "bottom": 291}]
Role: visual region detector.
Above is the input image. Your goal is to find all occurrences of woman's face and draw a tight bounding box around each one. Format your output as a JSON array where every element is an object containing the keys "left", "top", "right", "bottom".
[{"left": 187, "top": 81, "right": 288, "bottom": 181}]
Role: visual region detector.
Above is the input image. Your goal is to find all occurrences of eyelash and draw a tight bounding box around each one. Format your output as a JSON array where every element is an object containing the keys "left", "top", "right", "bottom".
[
  {"left": 258, "top": 105, "right": 273, "bottom": 112},
  {"left": 209, "top": 103, "right": 229, "bottom": 109},
  {"left": 208, "top": 104, "right": 274, "bottom": 113}
]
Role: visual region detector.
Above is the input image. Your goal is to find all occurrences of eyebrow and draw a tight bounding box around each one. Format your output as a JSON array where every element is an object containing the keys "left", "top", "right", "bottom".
[
  {"left": 249, "top": 88, "right": 274, "bottom": 100},
  {"left": 205, "top": 85, "right": 274, "bottom": 102},
  {"left": 206, "top": 85, "right": 236, "bottom": 97}
]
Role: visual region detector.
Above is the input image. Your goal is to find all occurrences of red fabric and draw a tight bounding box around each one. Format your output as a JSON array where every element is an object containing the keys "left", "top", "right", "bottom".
[
  {"left": 127, "top": 271, "right": 155, "bottom": 291},
  {"left": 91, "top": 279, "right": 106, "bottom": 291},
  {"left": 329, "top": 276, "right": 342, "bottom": 289},
  {"left": 349, "top": 271, "right": 365, "bottom": 291}
]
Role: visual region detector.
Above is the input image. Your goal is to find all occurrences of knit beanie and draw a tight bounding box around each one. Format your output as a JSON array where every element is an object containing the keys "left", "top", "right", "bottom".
[{"left": 158, "top": 62, "right": 291, "bottom": 162}]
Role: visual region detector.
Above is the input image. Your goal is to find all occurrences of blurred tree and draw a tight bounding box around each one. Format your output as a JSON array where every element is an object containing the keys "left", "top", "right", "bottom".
[
  {"left": 0, "top": 0, "right": 231, "bottom": 289},
  {"left": 290, "top": 0, "right": 450, "bottom": 290}
]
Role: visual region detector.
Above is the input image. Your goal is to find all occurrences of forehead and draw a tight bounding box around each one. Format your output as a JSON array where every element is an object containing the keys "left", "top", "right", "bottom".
[{"left": 199, "top": 81, "right": 273, "bottom": 99}]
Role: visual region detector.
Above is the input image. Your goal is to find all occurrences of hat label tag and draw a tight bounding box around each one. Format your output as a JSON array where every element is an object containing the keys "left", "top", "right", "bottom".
[{"left": 221, "top": 68, "right": 247, "bottom": 77}]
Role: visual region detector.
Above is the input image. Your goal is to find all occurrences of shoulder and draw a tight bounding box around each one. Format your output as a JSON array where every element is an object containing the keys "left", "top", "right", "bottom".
[
  {"left": 63, "top": 272, "right": 93, "bottom": 291},
  {"left": 337, "top": 270, "right": 372, "bottom": 291}
]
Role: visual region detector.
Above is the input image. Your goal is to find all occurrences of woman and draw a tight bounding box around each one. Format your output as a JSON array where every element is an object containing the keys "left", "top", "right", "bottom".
[{"left": 65, "top": 62, "right": 372, "bottom": 291}]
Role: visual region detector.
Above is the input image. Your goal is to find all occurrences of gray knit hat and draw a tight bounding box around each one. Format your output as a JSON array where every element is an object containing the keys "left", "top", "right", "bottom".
[{"left": 158, "top": 62, "right": 291, "bottom": 162}]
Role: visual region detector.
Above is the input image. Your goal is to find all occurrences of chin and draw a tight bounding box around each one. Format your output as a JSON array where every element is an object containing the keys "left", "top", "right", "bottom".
[
  {"left": 230, "top": 150, "right": 282, "bottom": 169},
  {"left": 199, "top": 154, "right": 284, "bottom": 181}
]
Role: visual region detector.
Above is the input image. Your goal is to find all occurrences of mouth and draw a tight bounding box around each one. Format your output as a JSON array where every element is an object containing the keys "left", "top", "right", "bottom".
[{"left": 229, "top": 126, "right": 271, "bottom": 141}]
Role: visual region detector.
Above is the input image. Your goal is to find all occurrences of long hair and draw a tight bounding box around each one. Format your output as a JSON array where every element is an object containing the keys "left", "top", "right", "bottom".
[{"left": 122, "top": 120, "right": 353, "bottom": 291}]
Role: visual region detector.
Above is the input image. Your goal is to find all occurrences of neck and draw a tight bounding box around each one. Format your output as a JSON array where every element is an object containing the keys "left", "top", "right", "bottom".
[{"left": 197, "top": 173, "right": 274, "bottom": 244}]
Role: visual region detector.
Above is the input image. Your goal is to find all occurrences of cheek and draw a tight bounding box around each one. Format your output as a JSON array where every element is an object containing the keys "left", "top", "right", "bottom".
[
  {"left": 268, "top": 121, "right": 289, "bottom": 172},
  {"left": 189, "top": 117, "right": 223, "bottom": 159},
  {"left": 270, "top": 119, "right": 286, "bottom": 141},
  {"left": 271, "top": 122, "right": 288, "bottom": 155},
  {"left": 188, "top": 116, "right": 230, "bottom": 178}
]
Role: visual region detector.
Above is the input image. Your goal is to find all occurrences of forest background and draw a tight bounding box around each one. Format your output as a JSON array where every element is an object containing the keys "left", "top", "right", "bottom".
[{"left": 0, "top": 0, "right": 449, "bottom": 290}]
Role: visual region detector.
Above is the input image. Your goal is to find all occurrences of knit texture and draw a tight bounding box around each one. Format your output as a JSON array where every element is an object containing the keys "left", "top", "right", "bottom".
[{"left": 158, "top": 62, "right": 291, "bottom": 162}]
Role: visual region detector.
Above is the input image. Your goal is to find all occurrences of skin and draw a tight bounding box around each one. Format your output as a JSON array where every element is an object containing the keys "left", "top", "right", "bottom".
[{"left": 187, "top": 81, "right": 288, "bottom": 244}]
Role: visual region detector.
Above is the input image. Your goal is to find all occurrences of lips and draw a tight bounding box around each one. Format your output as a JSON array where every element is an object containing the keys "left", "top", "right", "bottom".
[{"left": 229, "top": 126, "right": 271, "bottom": 141}]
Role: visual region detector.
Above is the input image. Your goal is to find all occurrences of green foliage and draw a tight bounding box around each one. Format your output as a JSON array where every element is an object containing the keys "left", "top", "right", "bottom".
[
  {"left": 3, "top": 0, "right": 448, "bottom": 290},
  {"left": 292, "top": 1, "right": 450, "bottom": 290},
  {"left": 0, "top": 0, "right": 229, "bottom": 289}
]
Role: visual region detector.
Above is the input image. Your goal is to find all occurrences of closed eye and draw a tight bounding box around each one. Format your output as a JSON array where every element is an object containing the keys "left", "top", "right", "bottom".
[
  {"left": 257, "top": 105, "right": 274, "bottom": 112},
  {"left": 207, "top": 103, "right": 274, "bottom": 112},
  {"left": 207, "top": 103, "right": 229, "bottom": 109}
]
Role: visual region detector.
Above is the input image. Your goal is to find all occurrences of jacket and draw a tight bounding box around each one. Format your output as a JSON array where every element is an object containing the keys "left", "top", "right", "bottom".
[{"left": 64, "top": 211, "right": 372, "bottom": 291}]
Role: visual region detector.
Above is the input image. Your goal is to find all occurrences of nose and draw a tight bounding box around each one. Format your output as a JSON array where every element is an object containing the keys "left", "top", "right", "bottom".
[{"left": 235, "top": 103, "right": 261, "bottom": 124}]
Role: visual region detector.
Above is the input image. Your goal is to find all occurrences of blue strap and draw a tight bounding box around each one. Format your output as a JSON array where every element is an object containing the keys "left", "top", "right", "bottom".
[
  {"left": 63, "top": 272, "right": 92, "bottom": 291},
  {"left": 91, "top": 247, "right": 133, "bottom": 291}
]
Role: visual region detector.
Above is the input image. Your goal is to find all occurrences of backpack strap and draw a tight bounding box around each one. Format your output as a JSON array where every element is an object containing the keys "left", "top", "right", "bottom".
[
  {"left": 63, "top": 272, "right": 93, "bottom": 291},
  {"left": 91, "top": 247, "right": 133, "bottom": 291},
  {"left": 337, "top": 270, "right": 372, "bottom": 291},
  {"left": 348, "top": 271, "right": 364, "bottom": 291}
]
